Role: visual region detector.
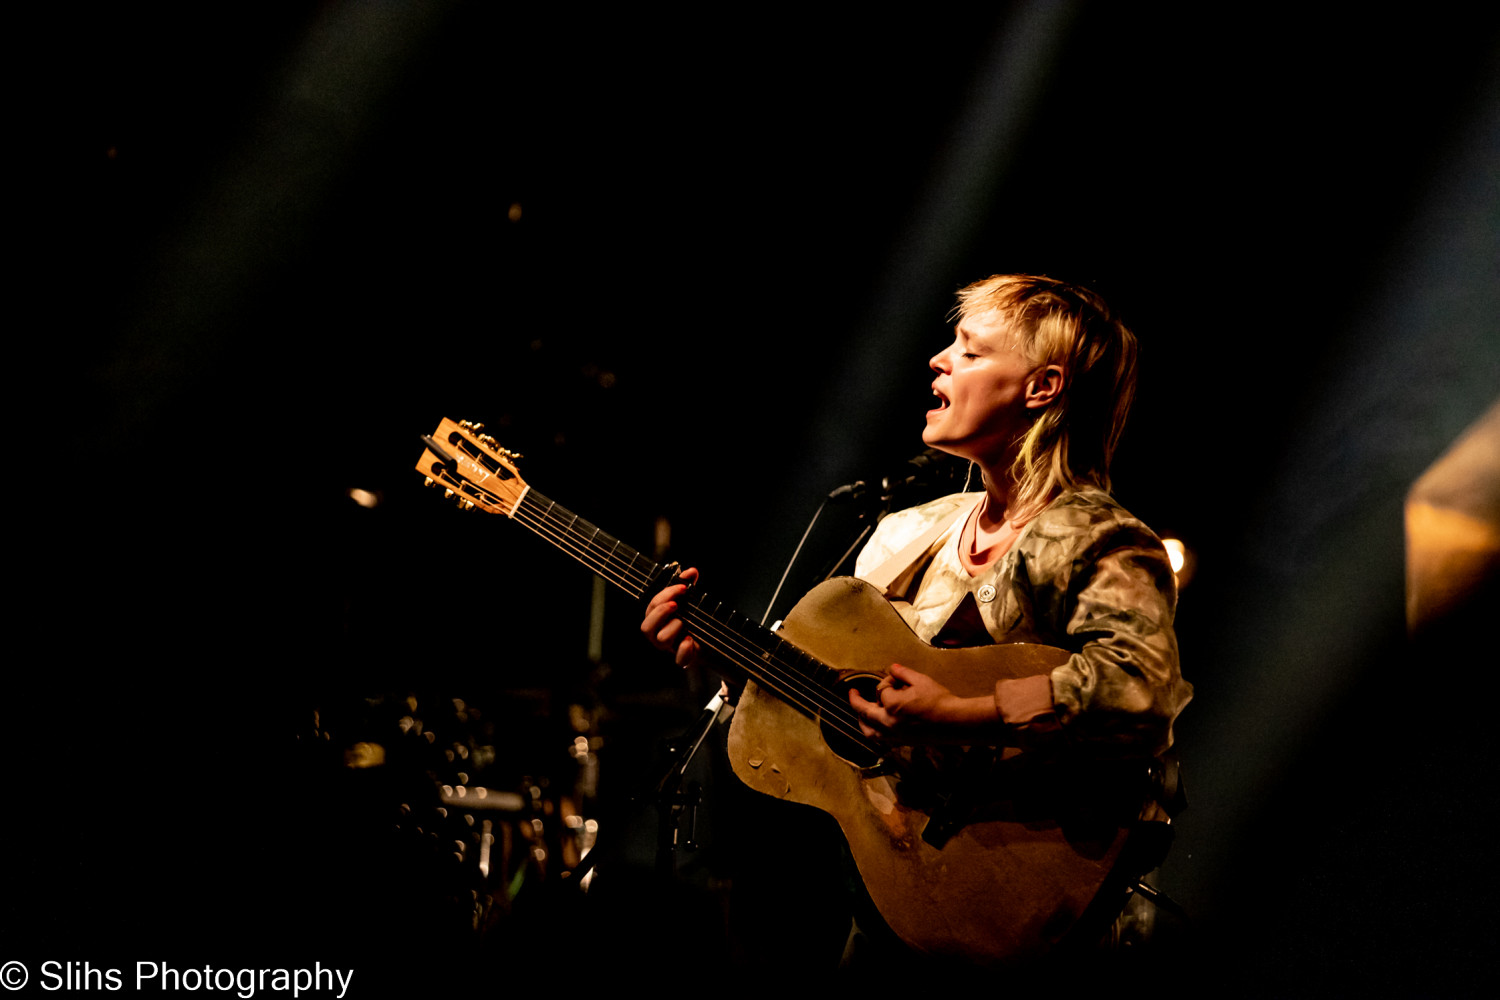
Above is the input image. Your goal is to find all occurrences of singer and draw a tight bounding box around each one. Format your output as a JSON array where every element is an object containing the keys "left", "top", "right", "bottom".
[{"left": 641, "top": 273, "right": 1193, "bottom": 966}]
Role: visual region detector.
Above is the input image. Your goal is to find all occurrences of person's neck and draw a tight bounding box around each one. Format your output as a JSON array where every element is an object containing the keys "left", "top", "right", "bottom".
[
  {"left": 959, "top": 459, "right": 1027, "bottom": 574},
  {"left": 974, "top": 451, "right": 1020, "bottom": 529}
]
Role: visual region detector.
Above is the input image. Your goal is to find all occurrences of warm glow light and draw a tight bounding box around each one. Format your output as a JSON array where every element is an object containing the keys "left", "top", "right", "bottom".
[
  {"left": 347, "top": 488, "right": 379, "bottom": 509},
  {"left": 1406, "top": 403, "right": 1500, "bottom": 632},
  {"left": 343, "top": 742, "right": 385, "bottom": 768},
  {"left": 1160, "top": 537, "right": 1196, "bottom": 589}
]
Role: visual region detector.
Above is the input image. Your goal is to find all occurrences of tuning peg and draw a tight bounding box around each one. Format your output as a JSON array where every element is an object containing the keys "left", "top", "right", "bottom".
[
  {"left": 444, "top": 489, "right": 455, "bottom": 499},
  {"left": 462, "top": 500, "right": 476, "bottom": 511},
  {"left": 472, "top": 423, "right": 485, "bottom": 432},
  {"left": 424, "top": 477, "right": 436, "bottom": 488}
]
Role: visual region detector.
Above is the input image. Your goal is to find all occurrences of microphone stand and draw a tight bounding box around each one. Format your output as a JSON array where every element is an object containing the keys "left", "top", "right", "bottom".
[{"left": 653, "top": 689, "right": 731, "bottom": 877}]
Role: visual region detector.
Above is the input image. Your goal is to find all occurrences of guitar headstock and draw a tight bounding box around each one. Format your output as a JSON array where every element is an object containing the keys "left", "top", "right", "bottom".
[{"left": 415, "top": 417, "right": 530, "bottom": 517}]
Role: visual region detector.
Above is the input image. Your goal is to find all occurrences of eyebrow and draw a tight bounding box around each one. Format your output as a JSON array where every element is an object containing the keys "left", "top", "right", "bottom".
[{"left": 954, "top": 324, "right": 985, "bottom": 350}]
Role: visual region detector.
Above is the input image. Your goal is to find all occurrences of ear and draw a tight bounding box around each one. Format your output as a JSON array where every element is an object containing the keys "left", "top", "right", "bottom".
[{"left": 1024, "top": 364, "right": 1065, "bottom": 409}]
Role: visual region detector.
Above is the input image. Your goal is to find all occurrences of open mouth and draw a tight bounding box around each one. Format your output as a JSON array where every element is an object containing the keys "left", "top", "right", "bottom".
[{"left": 929, "top": 387, "right": 950, "bottom": 412}]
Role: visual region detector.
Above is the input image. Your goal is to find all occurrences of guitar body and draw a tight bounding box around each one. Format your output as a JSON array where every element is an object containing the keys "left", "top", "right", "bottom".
[{"left": 727, "top": 576, "right": 1133, "bottom": 965}]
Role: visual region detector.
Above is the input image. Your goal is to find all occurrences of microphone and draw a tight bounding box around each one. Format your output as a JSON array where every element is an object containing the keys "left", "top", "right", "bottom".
[{"left": 827, "top": 449, "right": 968, "bottom": 506}]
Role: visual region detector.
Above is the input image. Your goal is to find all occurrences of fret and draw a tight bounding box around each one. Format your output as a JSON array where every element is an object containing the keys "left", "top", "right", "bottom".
[
  {"left": 513, "top": 488, "right": 657, "bottom": 599},
  {"left": 423, "top": 437, "right": 858, "bottom": 730}
]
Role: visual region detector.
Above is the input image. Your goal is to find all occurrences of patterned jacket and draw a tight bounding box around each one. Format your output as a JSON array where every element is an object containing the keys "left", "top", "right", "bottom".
[{"left": 853, "top": 489, "right": 1192, "bottom": 756}]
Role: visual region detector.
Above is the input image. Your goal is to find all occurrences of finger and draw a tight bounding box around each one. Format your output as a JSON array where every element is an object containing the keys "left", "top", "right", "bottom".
[
  {"left": 654, "top": 616, "right": 686, "bottom": 648},
  {"left": 674, "top": 636, "right": 700, "bottom": 668},
  {"left": 641, "top": 599, "right": 671, "bottom": 629},
  {"left": 646, "top": 584, "right": 690, "bottom": 615},
  {"left": 887, "top": 662, "right": 918, "bottom": 683},
  {"left": 849, "top": 690, "right": 893, "bottom": 729},
  {"left": 641, "top": 600, "right": 679, "bottom": 638}
]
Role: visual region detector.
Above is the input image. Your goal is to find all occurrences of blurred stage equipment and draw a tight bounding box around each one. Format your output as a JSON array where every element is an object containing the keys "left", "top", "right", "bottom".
[{"left": 319, "top": 684, "right": 604, "bottom": 940}]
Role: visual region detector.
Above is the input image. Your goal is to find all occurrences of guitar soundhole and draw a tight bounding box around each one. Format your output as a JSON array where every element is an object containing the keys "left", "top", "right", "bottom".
[{"left": 820, "top": 675, "right": 881, "bottom": 769}]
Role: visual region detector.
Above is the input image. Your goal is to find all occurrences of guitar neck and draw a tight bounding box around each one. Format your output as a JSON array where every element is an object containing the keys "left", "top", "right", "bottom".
[
  {"left": 507, "top": 490, "right": 872, "bottom": 750},
  {"left": 510, "top": 488, "right": 661, "bottom": 601},
  {"left": 508, "top": 489, "right": 781, "bottom": 666}
]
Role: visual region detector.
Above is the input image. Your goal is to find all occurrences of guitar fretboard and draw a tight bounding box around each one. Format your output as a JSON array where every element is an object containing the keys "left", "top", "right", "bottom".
[
  {"left": 506, "top": 489, "right": 879, "bottom": 757},
  {"left": 512, "top": 489, "right": 660, "bottom": 600}
]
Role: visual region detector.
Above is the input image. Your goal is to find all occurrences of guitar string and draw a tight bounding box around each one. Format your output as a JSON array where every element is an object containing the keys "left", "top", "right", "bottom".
[
  {"left": 511, "top": 492, "right": 869, "bottom": 728},
  {"left": 673, "top": 603, "right": 882, "bottom": 752},
  {"left": 433, "top": 459, "right": 854, "bottom": 731},
  {"left": 509, "top": 493, "right": 881, "bottom": 752},
  {"left": 436, "top": 433, "right": 871, "bottom": 735},
  {"left": 508, "top": 496, "right": 862, "bottom": 734},
  {"left": 510, "top": 496, "right": 876, "bottom": 746},
  {"left": 438, "top": 467, "right": 882, "bottom": 753}
]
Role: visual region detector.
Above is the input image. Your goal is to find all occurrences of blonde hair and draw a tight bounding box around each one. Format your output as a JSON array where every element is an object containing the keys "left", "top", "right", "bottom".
[{"left": 953, "top": 274, "right": 1138, "bottom": 519}]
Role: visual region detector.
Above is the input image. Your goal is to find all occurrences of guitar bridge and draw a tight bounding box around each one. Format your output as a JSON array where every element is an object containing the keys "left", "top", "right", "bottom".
[
  {"left": 920, "top": 747, "right": 999, "bottom": 849},
  {"left": 921, "top": 801, "right": 964, "bottom": 849}
]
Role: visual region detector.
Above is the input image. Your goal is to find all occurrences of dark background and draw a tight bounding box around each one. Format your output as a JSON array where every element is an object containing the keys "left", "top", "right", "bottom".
[{"left": 8, "top": 3, "right": 1497, "bottom": 994}]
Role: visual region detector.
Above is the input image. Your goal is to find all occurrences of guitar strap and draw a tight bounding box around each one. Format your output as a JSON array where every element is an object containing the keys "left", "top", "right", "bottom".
[{"left": 860, "top": 493, "right": 983, "bottom": 601}]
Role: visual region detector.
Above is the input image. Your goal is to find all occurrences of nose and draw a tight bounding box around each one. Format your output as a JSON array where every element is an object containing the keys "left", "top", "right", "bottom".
[{"left": 929, "top": 344, "right": 951, "bottom": 374}]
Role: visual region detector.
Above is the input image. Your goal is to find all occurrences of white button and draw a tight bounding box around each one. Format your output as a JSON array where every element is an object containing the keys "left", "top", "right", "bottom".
[{"left": 977, "top": 584, "right": 996, "bottom": 603}]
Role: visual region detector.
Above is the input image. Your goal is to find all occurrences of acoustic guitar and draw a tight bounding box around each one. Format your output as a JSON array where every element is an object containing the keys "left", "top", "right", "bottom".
[{"left": 416, "top": 417, "right": 1145, "bottom": 965}]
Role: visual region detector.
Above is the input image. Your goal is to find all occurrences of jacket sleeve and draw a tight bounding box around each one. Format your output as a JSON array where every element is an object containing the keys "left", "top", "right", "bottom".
[{"left": 1042, "top": 519, "right": 1192, "bottom": 755}]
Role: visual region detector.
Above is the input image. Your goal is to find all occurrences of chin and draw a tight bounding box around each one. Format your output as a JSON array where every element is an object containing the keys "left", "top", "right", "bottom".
[
  {"left": 921, "top": 429, "right": 951, "bottom": 453},
  {"left": 922, "top": 436, "right": 962, "bottom": 460}
]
